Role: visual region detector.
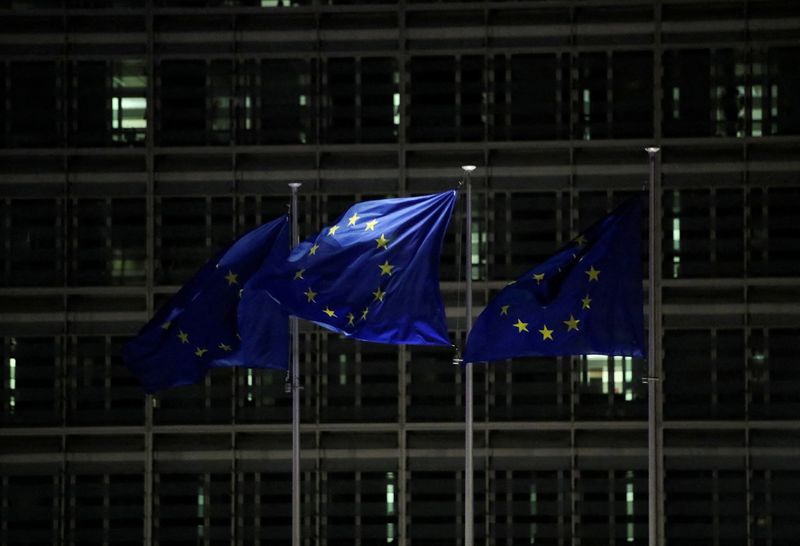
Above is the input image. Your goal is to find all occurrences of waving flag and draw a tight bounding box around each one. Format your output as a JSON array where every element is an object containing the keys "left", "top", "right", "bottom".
[
  {"left": 123, "top": 216, "right": 290, "bottom": 393},
  {"left": 245, "top": 191, "right": 457, "bottom": 346},
  {"left": 464, "top": 196, "right": 644, "bottom": 363}
]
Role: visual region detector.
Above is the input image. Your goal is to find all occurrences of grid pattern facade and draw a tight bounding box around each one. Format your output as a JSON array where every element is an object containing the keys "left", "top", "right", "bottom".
[{"left": 1, "top": 1, "right": 800, "bottom": 545}]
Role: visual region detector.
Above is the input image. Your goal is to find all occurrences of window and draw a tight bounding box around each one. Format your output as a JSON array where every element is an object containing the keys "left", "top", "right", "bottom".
[
  {"left": 111, "top": 59, "right": 147, "bottom": 144},
  {"left": 72, "top": 198, "right": 146, "bottom": 286},
  {"left": 408, "top": 56, "right": 456, "bottom": 142},
  {"left": 259, "top": 59, "right": 314, "bottom": 144},
  {"left": 612, "top": 51, "right": 653, "bottom": 138},
  {"left": 72, "top": 61, "right": 107, "bottom": 146},
  {"left": 663, "top": 50, "right": 713, "bottom": 137},
  {"left": 1, "top": 337, "right": 60, "bottom": 427},
  {"left": 158, "top": 60, "right": 206, "bottom": 145},
  {"left": 323, "top": 57, "right": 397, "bottom": 144},
  {"left": 2, "top": 198, "right": 63, "bottom": 287},
  {"left": 9, "top": 61, "right": 59, "bottom": 147},
  {"left": 493, "top": 53, "right": 568, "bottom": 140},
  {"left": 575, "top": 53, "right": 609, "bottom": 140}
]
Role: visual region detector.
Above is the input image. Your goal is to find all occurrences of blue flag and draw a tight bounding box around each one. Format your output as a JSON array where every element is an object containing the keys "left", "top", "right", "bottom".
[
  {"left": 123, "top": 216, "right": 290, "bottom": 393},
  {"left": 464, "top": 196, "right": 644, "bottom": 363},
  {"left": 244, "top": 191, "right": 457, "bottom": 346}
]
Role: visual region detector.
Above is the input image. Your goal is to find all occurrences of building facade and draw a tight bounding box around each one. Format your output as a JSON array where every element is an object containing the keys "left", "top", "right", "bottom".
[{"left": 1, "top": 0, "right": 800, "bottom": 544}]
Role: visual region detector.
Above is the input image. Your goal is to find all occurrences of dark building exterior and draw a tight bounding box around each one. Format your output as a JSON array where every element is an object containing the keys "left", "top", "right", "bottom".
[{"left": 1, "top": 0, "right": 800, "bottom": 544}]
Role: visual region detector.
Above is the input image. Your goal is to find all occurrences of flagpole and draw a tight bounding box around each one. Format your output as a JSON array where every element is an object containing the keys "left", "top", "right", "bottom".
[
  {"left": 461, "top": 164, "right": 476, "bottom": 546},
  {"left": 289, "top": 182, "right": 302, "bottom": 546},
  {"left": 644, "top": 147, "right": 661, "bottom": 546}
]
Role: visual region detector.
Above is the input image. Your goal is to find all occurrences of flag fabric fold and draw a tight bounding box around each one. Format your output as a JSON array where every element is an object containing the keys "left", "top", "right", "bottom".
[
  {"left": 123, "top": 215, "right": 290, "bottom": 393},
  {"left": 464, "top": 195, "right": 644, "bottom": 363},
  {"left": 244, "top": 190, "right": 457, "bottom": 346}
]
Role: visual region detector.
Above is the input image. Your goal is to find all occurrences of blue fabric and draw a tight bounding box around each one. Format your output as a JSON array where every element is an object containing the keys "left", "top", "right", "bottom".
[
  {"left": 464, "top": 196, "right": 644, "bottom": 363},
  {"left": 244, "top": 191, "right": 457, "bottom": 346},
  {"left": 123, "top": 216, "right": 290, "bottom": 393}
]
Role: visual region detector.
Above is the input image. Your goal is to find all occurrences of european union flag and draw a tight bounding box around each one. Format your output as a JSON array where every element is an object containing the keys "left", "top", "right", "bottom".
[
  {"left": 244, "top": 191, "right": 457, "bottom": 346},
  {"left": 464, "top": 196, "right": 644, "bottom": 363},
  {"left": 123, "top": 216, "right": 290, "bottom": 393}
]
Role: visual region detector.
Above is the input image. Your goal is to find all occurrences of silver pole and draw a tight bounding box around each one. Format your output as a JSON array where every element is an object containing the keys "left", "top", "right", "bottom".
[
  {"left": 645, "top": 147, "right": 660, "bottom": 546},
  {"left": 289, "top": 182, "right": 302, "bottom": 546},
  {"left": 462, "top": 165, "right": 476, "bottom": 546}
]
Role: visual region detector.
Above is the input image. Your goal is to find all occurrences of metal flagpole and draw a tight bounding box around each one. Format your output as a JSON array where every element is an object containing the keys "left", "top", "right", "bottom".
[
  {"left": 289, "top": 182, "right": 302, "bottom": 546},
  {"left": 645, "top": 147, "right": 661, "bottom": 546},
  {"left": 461, "top": 164, "right": 476, "bottom": 546}
]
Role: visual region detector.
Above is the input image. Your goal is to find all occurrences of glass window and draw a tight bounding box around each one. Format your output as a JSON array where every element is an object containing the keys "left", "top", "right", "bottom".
[
  {"left": 769, "top": 47, "right": 800, "bottom": 135},
  {"left": 259, "top": 59, "right": 315, "bottom": 145},
  {"left": 663, "top": 49, "right": 713, "bottom": 137},
  {"left": 4, "top": 475, "right": 59, "bottom": 544},
  {"left": 407, "top": 471, "right": 460, "bottom": 544},
  {"left": 612, "top": 51, "right": 653, "bottom": 138},
  {"left": 72, "top": 198, "right": 146, "bottom": 286},
  {"left": 494, "top": 53, "right": 568, "bottom": 140},
  {"left": 72, "top": 61, "right": 107, "bottom": 146},
  {"left": 158, "top": 60, "right": 206, "bottom": 145},
  {"left": 2, "top": 198, "right": 63, "bottom": 286},
  {"left": 408, "top": 56, "right": 456, "bottom": 142},
  {"left": 111, "top": 59, "right": 147, "bottom": 145},
  {"left": 9, "top": 61, "right": 59, "bottom": 147},
  {"left": 1, "top": 337, "right": 61, "bottom": 427},
  {"left": 575, "top": 53, "right": 609, "bottom": 140}
]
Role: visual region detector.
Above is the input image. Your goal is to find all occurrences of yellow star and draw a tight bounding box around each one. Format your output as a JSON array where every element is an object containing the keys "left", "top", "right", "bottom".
[
  {"left": 347, "top": 212, "right": 360, "bottom": 226},
  {"left": 379, "top": 260, "right": 395, "bottom": 276},
  {"left": 365, "top": 219, "right": 378, "bottom": 231},
  {"left": 375, "top": 233, "right": 390, "bottom": 249},
  {"left": 346, "top": 312, "right": 355, "bottom": 326},
  {"left": 328, "top": 225, "right": 340, "bottom": 236},
  {"left": 532, "top": 272, "right": 545, "bottom": 284},
  {"left": 372, "top": 287, "right": 386, "bottom": 302},
  {"left": 225, "top": 270, "right": 239, "bottom": 286},
  {"left": 294, "top": 269, "right": 305, "bottom": 280},
  {"left": 573, "top": 234, "right": 587, "bottom": 246},
  {"left": 581, "top": 296, "right": 592, "bottom": 310},
  {"left": 323, "top": 307, "right": 337, "bottom": 318},
  {"left": 500, "top": 305, "right": 509, "bottom": 316},
  {"left": 304, "top": 287, "right": 317, "bottom": 303},
  {"left": 585, "top": 266, "right": 601, "bottom": 282},
  {"left": 218, "top": 343, "right": 232, "bottom": 352},
  {"left": 539, "top": 325, "right": 554, "bottom": 340},
  {"left": 161, "top": 321, "right": 171, "bottom": 330},
  {"left": 564, "top": 314, "right": 580, "bottom": 332},
  {"left": 309, "top": 243, "right": 319, "bottom": 256},
  {"left": 360, "top": 307, "right": 369, "bottom": 320},
  {"left": 194, "top": 347, "right": 208, "bottom": 357},
  {"left": 177, "top": 330, "right": 189, "bottom": 344},
  {"left": 513, "top": 319, "right": 529, "bottom": 333}
]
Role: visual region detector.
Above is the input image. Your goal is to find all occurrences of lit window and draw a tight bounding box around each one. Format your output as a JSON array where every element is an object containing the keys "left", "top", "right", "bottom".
[
  {"left": 386, "top": 472, "right": 396, "bottom": 543},
  {"left": 8, "top": 354, "right": 16, "bottom": 414},
  {"left": 582, "top": 89, "right": 591, "bottom": 140},
  {"left": 626, "top": 472, "right": 635, "bottom": 542},
  {"left": 672, "top": 87, "right": 680, "bottom": 119},
  {"left": 112, "top": 60, "right": 147, "bottom": 144},
  {"left": 196, "top": 482, "right": 205, "bottom": 538},
  {"left": 672, "top": 191, "right": 681, "bottom": 279},
  {"left": 393, "top": 92, "right": 401, "bottom": 127},
  {"left": 110, "top": 248, "right": 144, "bottom": 282},
  {"left": 583, "top": 355, "right": 637, "bottom": 400},
  {"left": 338, "top": 354, "right": 348, "bottom": 386}
]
